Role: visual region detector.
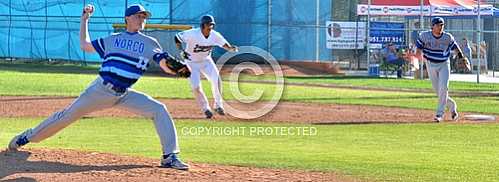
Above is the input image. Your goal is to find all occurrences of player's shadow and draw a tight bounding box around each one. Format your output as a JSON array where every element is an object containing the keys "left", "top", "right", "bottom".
[{"left": 0, "top": 150, "right": 151, "bottom": 180}]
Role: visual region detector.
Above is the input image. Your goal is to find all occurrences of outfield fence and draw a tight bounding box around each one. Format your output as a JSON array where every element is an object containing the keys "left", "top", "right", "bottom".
[{"left": 0, "top": 0, "right": 498, "bottom": 80}]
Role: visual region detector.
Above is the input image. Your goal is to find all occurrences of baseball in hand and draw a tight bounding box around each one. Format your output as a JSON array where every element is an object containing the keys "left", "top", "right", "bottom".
[
  {"left": 84, "top": 4, "right": 94, "bottom": 15},
  {"left": 232, "top": 46, "right": 239, "bottom": 53}
]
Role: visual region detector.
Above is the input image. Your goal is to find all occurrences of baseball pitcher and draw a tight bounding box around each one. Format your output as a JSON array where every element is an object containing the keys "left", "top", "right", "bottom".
[
  {"left": 416, "top": 17, "right": 465, "bottom": 122},
  {"left": 8, "top": 4, "right": 189, "bottom": 170},
  {"left": 174, "top": 15, "right": 238, "bottom": 119}
]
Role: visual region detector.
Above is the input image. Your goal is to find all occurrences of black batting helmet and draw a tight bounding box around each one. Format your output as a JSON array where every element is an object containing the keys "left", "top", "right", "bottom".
[{"left": 200, "top": 15, "right": 215, "bottom": 28}]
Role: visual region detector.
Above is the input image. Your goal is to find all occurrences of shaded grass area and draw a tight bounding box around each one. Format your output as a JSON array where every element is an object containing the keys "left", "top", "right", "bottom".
[
  {"left": 2, "top": 62, "right": 497, "bottom": 92},
  {"left": 0, "top": 62, "right": 100, "bottom": 74},
  {"left": 1, "top": 117, "right": 498, "bottom": 182},
  {"left": 1, "top": 66, "right": 499, "bottom": 114},
  {"left": 237, "top": 74, "right": 499, "bottom": 92}
]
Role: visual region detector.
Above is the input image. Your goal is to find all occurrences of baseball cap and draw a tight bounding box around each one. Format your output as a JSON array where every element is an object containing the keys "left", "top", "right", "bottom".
[
  {"left": 201, "top": 15, "right": 215, "bottom": 25},
  {"left": 125, "top": 4, "right": 151, "bottom": 18},
  {"left": 431, "top": 17, "right": 444, "bottom": 26}
]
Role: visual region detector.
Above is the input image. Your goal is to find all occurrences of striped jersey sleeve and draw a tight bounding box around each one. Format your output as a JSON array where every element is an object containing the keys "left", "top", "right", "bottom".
[
  {"left": 91, "top": 38, "right": 107, "bottom": 58},
  {"left": 151, "top": 37, "right": 164, "bottom": 64},
  {"left": 415, "top": 33, "right": 425, "bottom": 49},
  {"left": 448, "top": 35, "right": 458, "bottom": 51}
]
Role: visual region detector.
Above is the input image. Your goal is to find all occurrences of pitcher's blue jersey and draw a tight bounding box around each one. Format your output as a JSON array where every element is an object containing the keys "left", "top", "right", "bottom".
[
  {"left": 91, "top": 32, "right": 163, "bottom": 89},
  {"left": 416, "top": 31, "right": 458, "bottom": 63}
]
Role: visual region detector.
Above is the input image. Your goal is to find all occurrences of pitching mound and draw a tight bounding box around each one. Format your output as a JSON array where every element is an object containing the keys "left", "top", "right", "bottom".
[{"left": 0, "top": 148, "right": 353, "bottom": 181}]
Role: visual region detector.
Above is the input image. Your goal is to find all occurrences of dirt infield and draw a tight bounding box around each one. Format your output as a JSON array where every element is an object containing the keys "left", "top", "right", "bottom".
[
  {"left": 2, "top": 96, "right": 497, "bottom": 123},
  {"left": 0, "top": 96, "right": 450, "bottom": 123},
  {"left": 0, "top": 148, "right": 353, "bottom": 182}
]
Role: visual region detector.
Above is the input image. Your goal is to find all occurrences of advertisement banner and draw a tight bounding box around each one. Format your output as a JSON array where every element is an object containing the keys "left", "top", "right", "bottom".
[
  {"left": 369, "top": 22, "right": 405, "bottom": 49},
  {"left": 357, "top": 4, "right": 495, "bottom": 16},
  {"left": 326, "top": 21, "right": 366, "bottom": 49}
]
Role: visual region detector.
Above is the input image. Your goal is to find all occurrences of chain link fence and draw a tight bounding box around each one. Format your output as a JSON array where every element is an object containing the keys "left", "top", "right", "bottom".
[{"left": 0, "top": 0, "right": 498, "bottom": 80}]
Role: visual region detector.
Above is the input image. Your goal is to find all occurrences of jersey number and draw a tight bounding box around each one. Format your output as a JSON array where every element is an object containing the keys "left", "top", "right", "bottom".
[{"left": 136, "top": 56, "right": 149, "bottom": 71}]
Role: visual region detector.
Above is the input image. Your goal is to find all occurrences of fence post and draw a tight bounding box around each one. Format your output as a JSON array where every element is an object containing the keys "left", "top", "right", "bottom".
[
  {"left": 419, "top": 0, "right": 424, "bottom": 80},
  {"left": 315, "top": 0, "right": 320, "bottom": 62},
  {"left": 367, "top": 0, "right": 371, "bottom": 72},
  {"left": 476, "top": 1, "right": 481, "bottom": 83}
]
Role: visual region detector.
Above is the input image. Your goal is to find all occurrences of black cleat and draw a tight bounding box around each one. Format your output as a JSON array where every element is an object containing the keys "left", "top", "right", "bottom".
[
  {"left": 434, "top": 115, "right": 443, "bottom": 123},
  {"left": 451, "top": 111, "right": 459, "bottom": 121},
  {"left": 214, "top": 107, "right": 225, "bottom": 115},
  {"left": 204, "top": 109, "right": 214, "bottom": 119}
]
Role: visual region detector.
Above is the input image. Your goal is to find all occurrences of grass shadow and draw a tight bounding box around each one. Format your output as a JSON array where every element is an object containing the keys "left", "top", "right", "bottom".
[
  {"left": 0, "top": 62, "right": 165, "bottom": 77},
  {"left": 284, "top": 75, "right": 387, "bottom": 80}
]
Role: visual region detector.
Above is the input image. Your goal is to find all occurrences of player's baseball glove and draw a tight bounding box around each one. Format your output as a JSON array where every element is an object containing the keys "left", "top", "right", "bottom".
[
  {"left": 164, "top": 54, "right": 191, "bottom": 78},
  {"left": 180, "top": 50, "right": 190, "bottom": 60},
  {"left": 456, "top": 57, "right": 471, "bottom": 73}
]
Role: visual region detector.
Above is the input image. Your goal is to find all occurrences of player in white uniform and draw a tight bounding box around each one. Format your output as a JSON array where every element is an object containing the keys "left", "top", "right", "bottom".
[{"left": 175, "top": 15, "right": 238, "bottom": 118}]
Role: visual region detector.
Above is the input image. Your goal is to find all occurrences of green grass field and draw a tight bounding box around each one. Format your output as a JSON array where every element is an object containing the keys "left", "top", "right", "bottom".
[
  {"left": 1, "top": 64, "right": 498, "bottom": 114},
  {"left": 1, "top": 62, "right": 499, "bottom": 181},
  {"left": 237, "top": 74, "right": 499, "bottom": 92},
  {"left": 1, "top": 118, "right": 498, "bottom": 182}
]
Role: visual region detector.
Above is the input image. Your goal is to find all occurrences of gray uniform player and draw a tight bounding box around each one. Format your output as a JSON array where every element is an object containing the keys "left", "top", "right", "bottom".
[
  {"left": 416, "top": 17, "right": 464, "bottom": 122},
  {"left": 8, "top": 4, "right": 189, "bottom": 170}
]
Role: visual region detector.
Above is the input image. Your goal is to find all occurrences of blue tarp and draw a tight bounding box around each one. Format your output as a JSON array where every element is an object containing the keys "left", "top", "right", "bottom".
[{"left": 0, "top": 0, "right": 333, "bottom": 62}]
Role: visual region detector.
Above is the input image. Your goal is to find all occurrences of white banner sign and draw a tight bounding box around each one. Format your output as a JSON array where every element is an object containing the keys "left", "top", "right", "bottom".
[
  {"left": 357, "top": 5, "right": 495, "bottom": 16},
  {"left": 326, "top": 21, "right": 366, "bottom": 50}
]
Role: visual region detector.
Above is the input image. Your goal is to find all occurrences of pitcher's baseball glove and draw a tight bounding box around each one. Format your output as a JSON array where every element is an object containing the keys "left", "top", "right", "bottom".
[
  {"left": 457, "top": 56, "right": 471, "bottom": 73},
  {"left": 164, "top": 54, "right": 191, "bottom": 78}
]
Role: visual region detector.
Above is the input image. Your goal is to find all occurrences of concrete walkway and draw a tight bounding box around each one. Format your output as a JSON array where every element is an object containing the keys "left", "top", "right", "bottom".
[
  {"left": 345, "top": 70, "right": 499, "bottom": 84},
  {"left": 449, "top": 71, "right": 499, "bottom": 83}
]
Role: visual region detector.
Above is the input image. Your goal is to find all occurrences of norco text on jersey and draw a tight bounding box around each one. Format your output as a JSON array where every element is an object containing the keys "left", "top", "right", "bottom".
[{"left": 114, "top": 38, "right": 145, "bottom": 53}]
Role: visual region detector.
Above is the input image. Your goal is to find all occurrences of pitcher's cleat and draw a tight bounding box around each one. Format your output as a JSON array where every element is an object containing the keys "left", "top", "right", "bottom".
[
  {"left": 8, "top": 129, "right": 31, "bottom": 151},
  {"left": 160, "top": 153, "right": 190, "bottom": 170}
]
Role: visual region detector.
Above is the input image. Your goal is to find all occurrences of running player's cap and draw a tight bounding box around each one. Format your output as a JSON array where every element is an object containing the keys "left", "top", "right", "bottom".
[
  {"left": 125, "top": 4, "right": 151, "bottom": 18},
  {"left": 201, "top": 15, "right": 215, "bottom": 25},
  {"left": 431, "top": 17, "right": 444, "bottom": 26}
]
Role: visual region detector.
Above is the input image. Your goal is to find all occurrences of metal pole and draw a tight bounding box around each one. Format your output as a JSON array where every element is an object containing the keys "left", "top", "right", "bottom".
[
  {"left": 477, "top": 1, "right": 481, "bottom": 83},
  {"left": 44, "top": 0, "right": 48, "bottom": 60},
  {"left": 8, "top": 0, "right": 11, "bottom": 59},
  {"left": 367, "top": 0, "right": 371, "bottom": 71},
  {"left": 169, "top": 0, "right": 173, "bottom": 24},
  {"left": 419, "top": 0, "right": 424, "bottom": 80},
  {"left": 315, "top": 0, "right": 320, "bottom": 62},
  {"left": 268, "top": 0, "right": 272, "bottom": 55}
]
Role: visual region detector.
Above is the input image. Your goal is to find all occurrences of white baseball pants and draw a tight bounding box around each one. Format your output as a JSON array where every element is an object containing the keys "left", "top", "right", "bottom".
[{"left": 186, "top": 58, "right": 223, "bottom": 112}]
